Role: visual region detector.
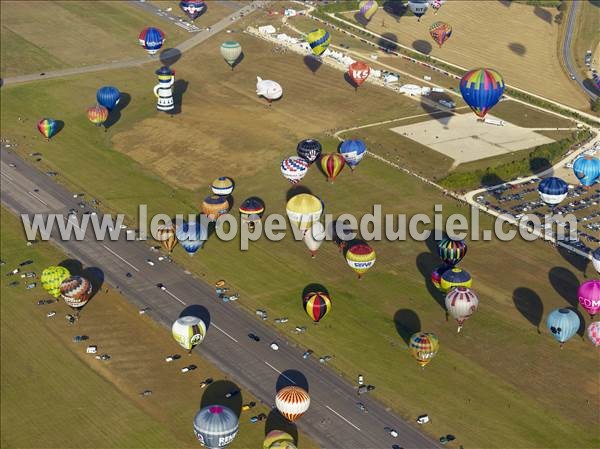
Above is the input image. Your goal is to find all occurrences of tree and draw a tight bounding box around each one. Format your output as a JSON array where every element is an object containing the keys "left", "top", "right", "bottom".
[{"left": 592, "top": 98, "right": 600, "bottom": 113}]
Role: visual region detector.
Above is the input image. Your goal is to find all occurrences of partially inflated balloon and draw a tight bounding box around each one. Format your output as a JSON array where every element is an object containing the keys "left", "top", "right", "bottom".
[
  {"left": 87, "top": 105, "right": 109, "bottom": 127},
  {"left": 320, "top": 153, "right": 345, "bottom": 182},
  {"left": 306, "top": 29, "right": 330, "bottom": 56},
  {"left": 437, "top": 237, "right": 467, "bottom": 266},
  {"left": 572, "top": 155, "right": 600, "bottom": 187},
  {"left": 578, "top": 279, "right": 600, "bottom": 318},
  {"left": 172, "top": 316, "right": 206, "bottom": 350},
  {"left": 440, "top": 268, "right": 472, "bottom": 292},
  {"left": 220, "top": 41, "right": 242, "bottom": 69},
  {"left": 263, "top": 430, "right": 297, "bottom": 449},
  {"left": 60, "top": 276, "right": 93, "bottom": 308},
  {"left": 297, "top": 139, "right": 322, "bottom": 164},
  {"left": 538, "top": 177, "right": 568, "bottom": 206},
  {"left": 96, "top": 86, "right": 120, "bottom": 111},
  {"left": 339, "top": 139, "right": 366, "bottom": 170},
  {"left": 303, "top": 291, "right": 331, "bottom": 322},
  {"left": 303, "top": 221, "right": 326, "bottom": 257},
  {"left": 286, "top": 194, "right": 323, "bottom": 231},
  {"left": 41, "top": 266, "right": 71, "bottom": 298},
  {"left": 460, "top": 68, "right": 505, "bottom": 118},
  {"left": 275, "top": 386, "right": 310, "bottom": 422},
  {"left": 139, "top": 27, "right": 165, "bottom": 55},
  {"left": 211, "top": 177, "right": 234, "bottom": 196},
  {"left": 445, "top": 287, "right": 479, "bottom": 332},
  {"left": 409, "top": 332, "right": 439, "bottom": 367},
  {"left": 358, "top": 0, "right": 378, "bottom": 21},
  {"left": 281, "top": 156, "right": 309, "bottom": 184},
  {"left": 179, "top": 0, "right": 206, "bottom": 20},
  {"left": 546, "top": 308, "right": 580, "bottom": 346},
  {"left": 193, "top": 405, "right": 238, "bottom": 448},
  {"left": 587, "top": 321, "right": 600, "bottom": 347},
  {"left": 346, "top": 243, "right": 376, "bottom": 279},
  {"left": 348, "top": 61, "right": 371, "bottom": 88},
  {"left": 202, "top": 195, "right": 230, "bottom": 221},
  {"left": 37, "top": 118, "right": 58, "bottom": 140},
  {"left": 429, "top": 21, "right": 452, "bottom": 48},
  {"left": 156, "top": 224, "right": 177, "bottom": 253}
]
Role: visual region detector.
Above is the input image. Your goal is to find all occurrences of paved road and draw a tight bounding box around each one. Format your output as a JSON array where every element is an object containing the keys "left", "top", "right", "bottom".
[
  {"left": 562, "top": 1, "right": 598, "bottom": 102},
  {"left": 1, "top": 149, "right": 440, "bottom": 449}
]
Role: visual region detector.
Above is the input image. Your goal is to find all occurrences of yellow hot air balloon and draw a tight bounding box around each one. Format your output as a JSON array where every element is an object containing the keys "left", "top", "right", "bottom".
[
  {"left": 156, "top": 224, "right": 177, "bottom": 253},
  {"left": 263, "top": 430, "right": 297, "bottom": 449},
  {"left": 285, "top": 194, "right": 323, "bottom": 231},
  {"left": 345, "top": 243, "right": 376, "bottom": 279},
  {"left": 408, "top": 332, "right": 439, "bottom": 368},
  {"left": 41, "top": 266, "right": 71, "bottom": 298}
]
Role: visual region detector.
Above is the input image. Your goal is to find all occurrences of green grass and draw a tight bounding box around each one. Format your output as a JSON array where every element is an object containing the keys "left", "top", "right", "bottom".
[{"left": 570, "top": 0, "right": 600, "bottom": 80}]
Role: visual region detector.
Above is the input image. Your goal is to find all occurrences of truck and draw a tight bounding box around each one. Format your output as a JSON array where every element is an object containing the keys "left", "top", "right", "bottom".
[{"left": 484, "top": 117, "right": 505, "bottom": 126}]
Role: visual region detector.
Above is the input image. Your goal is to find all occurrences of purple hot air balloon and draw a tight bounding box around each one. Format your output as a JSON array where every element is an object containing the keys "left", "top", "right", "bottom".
[{"left": 578, "top": 279, "right": 600, "bottom": 318}]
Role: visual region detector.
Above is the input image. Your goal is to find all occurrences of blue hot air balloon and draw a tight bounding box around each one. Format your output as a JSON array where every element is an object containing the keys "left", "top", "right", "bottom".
[
  {"left": 339, "top": 139, "right": 367, "bottom": 170},
  {"left": 139, "top": 27, "right": 165, "bottom": 55},
  {"left": 193, "top": 405, "right": 239, "bottom": 448},
  {"left": 572, "top": 155, "right": 600, "bottom": 187},
  {"left": 175, "top": 220, "right": 208, "bottom": 255},
  {"left": 538, "top": 177, "right": 568, "bottom": 207},
  {"left": 459, "top": 68, "right": 505, "bottom": 118},
  {"left": 96, "top": 86, "right": 121, "bottom": 111},
  {"left": 546, "top": 308, "right": 580, "bottom": 347},
  {"left": 179, "top": 0, "right": 206, "bottom": 20}
]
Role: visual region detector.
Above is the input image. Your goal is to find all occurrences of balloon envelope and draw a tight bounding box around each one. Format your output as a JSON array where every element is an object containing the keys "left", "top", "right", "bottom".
[
  {"left": 587, "top": 321, "right": 600, "bottom": 347},
  {"left": 202, "top": 195, "right": 230, "bottom": 221},
  {"left": 538, "top": 177, "right": 568, "bottom": 206},
  {"left": 37, "top": 118, "right": 58, "bottom": 139},
  {"left": 275, "top": 386, "right": 310, "bottom": 422},
  {"left": 429, "top": 21, "right": 452, "bottom": 47},
  {"left": 431, "top": 264, "right": 450, "bottom": 289},
  {"left": 572, "top": 155, "right": 600, "bottom": 187},
  {"left": 281, "top": 156, "right": 309, "bottom": 184},
  {"left": 358, "top": 0, "right": 378, "bottom": 20},
  {"left": 408, "top": 0, "right": 429, "bottom": 19},
  {"left": 440, "top": 268, "right": 472, "bottom": 292},
  {"left": 437, "top": 237, "right": 467, "bottom": 266},
  {"left": 193, "top": 405, "right": 239, "bottom": 449},
  {"left": 297, "top": 139, "right": 322, "bottom": 164},
  {"left": 339, "top": 139, "right": 367, "bottom": 169},
  {"left": 156, "top": 224, "right": 177, "bottom": 252},
  {"left": 303, "top": 221, "right": 326, "bottom": 257},
  {"left": 460, "top": 68, "right": 505, "bottom": 118},
  {"left": 87, "top": 105, "right": 109, "bottom": 126},
  {"left": 139, "top": 27, "right": 165, "bottom": 55},
  {"left": 60, "top": 276, "right": 93, "bottom": 308},
  {"left": 303, "top": 291, "right": 331, "bottom": 322},
  {"left": 172, "top": 316, "right": 206, "bottom": 350},
  {"left": 348, "top": 61, "right": 371, "bottom": 87},
  {"left": 176, "top": 220, "right": 207, "bottom": 255},
  {"left": 306, "top": 29, "right": 330, "bottom": 56},
  {"left": 96, "top": 86, "right": 120, "bottom": 110},
  {"left": 346, "top": 243, "right": 376, "bottom": 278},
  {"left": 263, "top": 430, "right": 297, "bottom": 449},
  {"left": 445, "top": 287, "right": 479, "bottom": 330},
  {"left": 179, "top": 0, "right": 206, "bottom": 20},
  {"left": 546, "top": 308, "right": 580, "bottom": 345},
  {"left": 41, "top": 266, "right": 70, "bottom": 298},
  {"left": 592, "top": 247, "right": 600, "bottom": 274},
  {"left": 578, "top": 279, "right": 600, "bottom": 317},
  {"left": 211, "top": 177, "right": 234, "bottom": 196},
  {"left": 239, "top": 197, "right": 265, "bottom": 224},
  {"left": 409, "top": 332, "right": 439, "bottom": 367},
  {"left": 286, "top": 194, "right": 323, "bottom": 231},
  {"left": 320, "top": 153, "right": 345, "bottom": 182},
  {"left": 256, "top": 77, "right": 282, "bottom": 101},
  {"left": 220, "top": 41, "right": 242, "bottom": 67}
]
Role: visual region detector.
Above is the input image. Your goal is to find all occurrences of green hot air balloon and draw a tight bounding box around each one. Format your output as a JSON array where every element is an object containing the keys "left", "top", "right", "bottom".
[
  {"left": 41, "top": 266, "right": 71, "bottom": 298},
  {"left": 220, "top": 41, "right": 242, "bottom": 70}
]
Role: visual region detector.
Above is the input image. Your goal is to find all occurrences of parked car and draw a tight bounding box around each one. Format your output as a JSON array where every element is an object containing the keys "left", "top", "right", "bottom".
[
  {"left": 156, "top": 283, "right": 166, "bottom": 291},
  {"left": 72, "top": 335, "right": 89, "bottom": 343},
  {"left": 19, "top": 260, "right": 33, "bottom": 266},
  {"left": 225, "top": 389, "right": 240, "bottom": 399},
  {"left": 270, "top": 342, "right": 279, "bottom": 351},
  {"left": 302, "top": 349, "right": 313, "bottom": 359},
  {"left": 181, "top": 364, "right": 197, "bottom": 373},
  {"left": 248, "top": 333, "right": 260, "bottom": 342},
  {"left": 200, "top": 378, "right": 213, "bottom": 388},
  {"left": 241, "top": 402, "right": 256, "bottom": 411}
]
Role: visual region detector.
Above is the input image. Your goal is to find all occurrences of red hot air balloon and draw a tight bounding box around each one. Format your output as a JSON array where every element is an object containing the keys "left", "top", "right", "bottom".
[
  {"left": 320, "top": 153, "right": 345, "bottom": 183},
  {"left": 348, "top": 61, "right": 371, "bottom": 90}
]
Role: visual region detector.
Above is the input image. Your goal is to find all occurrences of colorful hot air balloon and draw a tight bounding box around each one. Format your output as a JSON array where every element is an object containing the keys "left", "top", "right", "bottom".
[
  {"left": 459, "top": 68, "right": 505, "bottom": 118},
  {"left": 211, "top": 177, "right": 234, "bottom": 196},
  {"left": 193, "top": 405, "right": 239, "bottom": 449},
  {"left": 306, "top": 29, "right": 330, "bottom": 56},
  {"left": 429, "top": 21, "right": 452, "bottom": 48},
  {"left": 60, "top": 276, "right": 93, "bottom": 309},
  {"left": 281, "top": 156, "right": 309, "bottom": 184},
  {"left": 572, "top": 155, "right": 600, "bottom": 187},
  {"left": 546, "top": 308, "right": 580, "bottom": 347},
  {"left": 592, "top": 248, "right": 600, "bottom": 274},
  {"left": 431, "top": 264, "right": 450, "bottom": 289},
  {"left": 202, "top": 195, "right": 230, "bottom": 221},
  {"left": 96, "top": 86, "right": 120, "bottom": 111},
  {"left": 239, "top": 197, "right": 265, "bottom": 230},
  {"left": 440, "top": 267, "right": 472, "bottom": 293},
  {"left": 358, "top": 0, "right": 378, "bottom": 21},
  {"left": 87, "top": 105, "right": 109, "bottom": 127},
  {"left": 348, "top": 61, "right": 371, "bottom": 89},
  {"left": 587, "top": 321, "right": 600, "bottom": 347},
  {"left": 176, "top": 220, "right": 207, "bottom": 255},
  {"left": 430, "top": 0, "right": 445, "bottom": 14},
  {"left": 346, "top": 243, "right": 376, "bottom": 279},
  {"left": 408, "top": 0, "right": 429, "bottom": 21},
  {"left": 220, "top": 41, "right": 242, "bottom": 70},
  {"left": 445, "top": 287, "right": 479, "bottom": 332},
  {"left": 538, "top": 177, "right": 568, "bottom": 207},
  {"left": 139, "top": 27, "right": 165, "bottom": 55},
  {"left": 286, "top": 194, "right": 323, "bottom": 231},
  {"left": 275, "top": 386, "right": 310, "bottom": 422},
  {"left": 303, "top": 291, "right": 332, "bottom": 322},
  {"left": 179, "top": 0, "right": 206, "bottom": 20},
  {"left": 339, "top": 139, "right": 367, "bottom": 170},
  {"left": 172, "top": 316, "right": 206, "bottom": 352},
  {"left": 41, "top": 266, "right": 70, "bottom": 298},
  {"left": 437, "top": 237, "right": 467, "bottom": 266},
  {"left": 263, "top": 430, "right": 297, "bottom": 449},
  {"left": 408, "top": 332, "right": 439, "bottom": 367},
  {"left": 297, "top": 139, "right": 322, "bottom": 164},
  {"left": 320, "top": 153, "right": 345, "bottom": 182},
  {"left": 156, "top": 224, "right": 177, "bottom": 253},
  {"left": 303, "top": 221, "right": 326, "bottom": 258},
  {"left": 578, "top": 279, "right": 600, "bottom": 318},
  {"left": 37, "top": 118, "right": 58, "bottom": 141}
]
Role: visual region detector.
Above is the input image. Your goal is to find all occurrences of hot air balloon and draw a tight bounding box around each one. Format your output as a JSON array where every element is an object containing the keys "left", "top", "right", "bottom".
[
  {"left": 408, "top": 332, "right": 439, "bottom": 367},
  {"left": 306, "top": 29, "right": 330, "bottom": 56},
  {"left": 37, "top": 118, "right": 58, "bottom": 141},
  {"left": 347, "top": 61, "right": 371, "bottom": 90},
  {"left": 297, "top": 139, "right": 322, "bottom": 164},
  {"left": 96, "top": 86, "right": 120, "bottom": 111},
  {"left": 303, "top": 221, "right": 326, "bottom": 257},
  {"left": 572, "top": 155, "right": 600, "bottom": 187},
  {"left": 172, "top": 316, "right": 206, "bottom": 352},
  {"left": 179, "top": 0, "right": 206, "bottom": 20},
  {"left": 587, "top": 321, "right": 600, "bottom": 347},
  {"left": 445, "top": 287, "right": 479, "bottom": 332},
  {"left": 460, "top": 68, "right": 505, "bottom": 118},
  {"left": 592, "top": 247, "right": 600, "bottom": 274},
  {"left": 429, "top": 21, "right": 452, "bottom": 48},
  {"left": 139, "top": 27, "right": 165, "bottom": 55},
  {"left": 211, "top": 177, "right": 234, "bottom": 196},
  {"left": 430, "top": 0, "right": 445, "bottom": 14},
  {"left": 408, "top": 0, "right": 429, "bottom": 21},
  {"left": 193, "top": 405, "right": 239, "bottom": 448},
  {"left": 358, "top": 0, "right": 378, "bottom": 21},
  {"left": 239, "top": 197, "right": 265, "bottom": 231},
  {"left": 303, "top": 291, "right": 331, "bottom": 322},
  {"left": 578, "top": 279, "right": 600, "bottom": 318},
  {"left": 256, "top": 77, "right": 283, "bottom": 104},
  {"left": 440, "top": 267, "right": 472, "bottom": 292},
  {"left": 286, "top": 194, "right": 323, "bottom": 231},
  {"left": 546, "top": 308, "right": 580, "bottom": 347},
  {"left": 87, "top": 105, "right": 109, "bottom": 128},
  {"left": 538, "top": 177, "right": 568, "bottom": 207},
  {"left": 176, "top": 220, "right": 207, "bottom": 255},
  {"left": 281, "top": 156, "right": 309, "bottom": 184},
  {"left": 202, "top": 195, "right": 230, "bottom": 221},
  {"left": 220, "top": 41, "right": 242, "bottom": 70},
  {"left": 431, "top": 264, "right": 450, "bottom": 289},
  {"left": 346, "top": 243, "right": 376, "bottom": 279},
  {"left": 41, "top": 266, "right": 70, "bottom": 298},
  {"left": 60, "top": 276, "right": 93, "bottom": 312},
  {"left": 156, "top": 224, "right": 177, "bottom": 253},
  {"left": 320, "top": 153, "right": 345, "bottom": 182},
  {"left": 275, "top": 386, "right": 310, "bottom": 422},
  {"left": 263, "top": 430, "right": 297, "bottom": 449},
  {"left": 339, "top": 139, "right": 367, "bottom": 171},
  {"left": 437, "top": 237, "right": 467, "bottom": 266}
]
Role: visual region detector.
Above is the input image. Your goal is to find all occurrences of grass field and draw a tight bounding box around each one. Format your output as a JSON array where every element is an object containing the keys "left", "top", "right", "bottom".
[
  {"left": 0, "top": 209, "right": 319, "bottom": 449},
  {"left": 570, "top": 0, "right": 600, "bottom": 83},
  {"left": 342, "top": 0, "right": 592, "bottom": 111},
  {"left": 1, "top": 11, "right": 599, "bottom": 449}
]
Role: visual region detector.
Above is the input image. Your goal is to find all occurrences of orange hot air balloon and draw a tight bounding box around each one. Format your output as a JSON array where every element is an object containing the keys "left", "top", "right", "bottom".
[
  {"left": 320, "top": 153, "right": 345, "bottom": 183},
  {"left": 202, "top": 195, "right": 230, "bottom": 221},
  {"left": 87, "top": 105, "right": 109, "bottom": 127},
  {"left": 348, "top": 61, "right": 371, "bottom": 89}
]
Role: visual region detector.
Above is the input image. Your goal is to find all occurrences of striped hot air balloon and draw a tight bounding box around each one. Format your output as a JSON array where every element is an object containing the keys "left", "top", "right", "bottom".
[
  {"left": 306, "top": 29, "right": 330, "bottom": 56},
  {"left": 431, "top": 264, "right": 450, "bottom": 289},
  {"left": 346, "top": 243, "right": 376, "bottom": 279},
  {"left": 281, "top": 156, "right": 309, "bottom": 184},
  {"left": 202, "top": 195, "right": 230, "bottom": 221},
  {"left": 440, "top": 267, "right": 472, "bottom": 292},
  {"left": 358, "top": 0, "right": 378, "bottom": 21},
  {"left": 578, "top": 279, "right": 600, "bottom": 318},
  {"left": 172, "top": 316, "right": 206, "bottom": 352},
  {"left": 437, "top": 237, "right": 467, "bottom": 266},
  {"left": 156, "top": 224, "right": 177, "bottom": 253},
  {"left": 572, "top": 155, "right": 600, "bottom": 187},
  {"left": 320, "top": 153, "right": 345, "bottom": 182},
  {"left": 429, "top": 21, "right": 452, "bottom": 48},
  {"left": 538, "top": 177, "right": 568, "bottom": 207},
  {"left": 303, "top": 291, "right": 332, "bottom": 322},
  {"left": 286, "top": 194, "right": 323, "bottom": 231},
  {"left": 459, "top": 68, "right": 505, "bottom": 118},
  {"left": 275, "top": 386, "right": 310, "bottom": 422},
  {"left": 193, "top": 405, "right": 239, "bottom": 448},
  {"left": 409, "top": 332, "right": 439, "bottom": 367},
  {"left": 587, "top": 321, "right": 600, "bottom": 347},
  {"left": 60, "top": 276, "right": 93, "bottom": 309},
  {"left": 211, "top": 177, "right": 234, "bottom": 196},
  {"left": 139, "top": 27, "right": 165, "bottom": 55},
  {"left": 546, "top": 308, "right": 580, "bottom": 347},
  {"left": 220, "top": 41, "right": 242, "bottom": 70},
  {"left": 239, "top": 197, "right": 265, "bottom": 230},
  {"left": 41, "top": 266, "right": 70, "bottom": 298},
  {"left": 297, "top": 139, "right": 322, "bottom": 164},
  {"left": 87, "top": 105, "right": 109, "bottom": 127},
  {"left": 37, "top": 118, "right": 58, "bottom": 141},
  {"left": 445, "top": 287, "right": 479, "bottom": 332}
]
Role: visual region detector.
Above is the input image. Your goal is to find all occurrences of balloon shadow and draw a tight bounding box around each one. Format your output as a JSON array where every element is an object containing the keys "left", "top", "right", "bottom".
[
  {"left": 568, "top": 306, "right": 586, "bottom": 337},
  {"left": 58, "top": 259, "right": 83, "bottom": 276},
  {"left": 548, "top": 267, "right": 580, "bottom": 309},
  {"left": 353, "top": 11, "right": 370, "bottom": 27},
  {"left": 416, "top": 252, "right": 446, "bottom": 311},
  {"left": 412, "top": 39, "right": 432, "bottom": 55},
  {"left": 382, "top": 1, "right": 408, "bottom": 20},
  {"left": 200, "top": 380, "right": 243, "bottom": 418},
  {"left": 265, "top": 410, "right": 298, "bottom": 444},
  {"left": 303, "top": 55, "right": 322, "bottom": 74},
  {"left": 104, "top": 92, "right": 130, "bottom": 129},
  {"left": 377, "top": 32, "right": 398, "bottom": 52},
  {"left": 326, "top": 219, "right": 355, "bottom": 253},
  {"left": 160, "top": 48, "right": 182, "bottom": 67},
  {"left": 498, "top": 0, "right": 512, "bottom": 6},
  {"left": 172, "top": 79, "right": 188, "bottom": 115},
  {"left": 583, "top": 78, "right": 600, "bottom": 96},
  {"left": 302, "top": 283, "right": 329, "bottom": 300},
  {"left": 557, "top": 245, "right": 589, "bottom": 275},
  {"left": 230, "top": 52, "right": 245, "bottom": 70},
  {"left": 179, "top": 304, "right": 211, "bottom": 329},
  {"left": 425, "top": 229, "right": 442, "bottom": 256},
  {"left": 590, "top": 0, "right": 600, "bottom": 8},
  {"left": 513, "top": 287, "right": 543, "bottom": 333},
  {"left": 508, "top": 42, "right": 526, "bottom": 56},
  {"left": 276, "top": 370, "right": 309, "bottom": 392},
  {"left": 533, "top": 5, "right": 553, "bottom": 24},
  {"left": 420, "top": 93, "right": 454, "bottom": 126},
  {"left": 480, "top": 172, "right": 506, "bottom": 187},
  {"left": 393, "top": 309, "right": 421, "bottom": 345},
  {"left": 81, "top": 267, "right": 104, "bottom": 297},
  {"left": 285, "top": 185, "right": 313, "bottom": 202},
  {"left": 344, "top": 72, "right": 358, "bottom": 89}
]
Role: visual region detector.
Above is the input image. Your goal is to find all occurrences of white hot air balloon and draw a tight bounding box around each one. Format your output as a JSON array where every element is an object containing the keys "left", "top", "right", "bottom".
[
  {"left": 172, "top": 316, "right": 207, "bottom": 353},
  {"left": 303, "top": 221, "right": 326, "bottom": 258},
  {"left": 256, "top": 76, "right": 283, "bottom": 104},
  {"left": 275, "top": 386, "right": 310, "bottom": 422},
  {"left": 445, "top": 287, "right": 479, "bottom": 332}
]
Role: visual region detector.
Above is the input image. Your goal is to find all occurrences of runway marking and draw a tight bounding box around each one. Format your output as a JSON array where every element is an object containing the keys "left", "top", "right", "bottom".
[
  {"left": 212, "top": 323, "right": 238, "bottom": 343},
  {"left": 264, "top": 361, "right": 296, "bottom": 384},
  {"left": 102, "top": 244, "right": 140, "bottom": 272},
  {"left": 27, "top": 191, "right": 48, "bottom": 206},
  {"left": 165, "top": 289, "right": 186, "bottom": 305},
  {"left": 325, "top": 405, "right": 361, "bottom": 432},
  {"left": 0, "top": 171, "right": 15, "bottom": 182}
]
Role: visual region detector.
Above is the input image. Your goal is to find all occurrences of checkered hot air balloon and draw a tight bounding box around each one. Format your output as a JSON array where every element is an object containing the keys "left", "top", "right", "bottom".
[
  {"left": 346, "top": 243, "right": 376, "bottom": 279},
  {"left": 275, "top": 386, "right": 310, "bottom": 422},
  {"left": 41, "top": 266, "right": 70, "bottom": 298},
  {"left": 211, "top": 177, "right": 234, "bottom": 196},
  {"left": 297, "top": 139, "right": 322, "bottom": 164},
  {"left": 440, "top": 267, "right": 472, "bottom": 293},
  {"left": 586, "top": 321, "right": 600, "bottom": 347},
  {"left": 60, "top": 276, "right": 93, "bottom": 309},
  {"left": 37, "top": 118, "right": 58, "bottom": 141},
  {"left": 139, "top": 27, "right": 165, "bottom": 55},
  {"left": 408, "top": 332, "right": 439, "bottom": 367},
  {"left": 156, "top": 224, "right": 177, "bottom": 253},
  {"left": 193, "top": 405, "right": 239, "bottom": 448},
  {"left": 538, "top": 177, "right": 568, "bottom": 207},
  {"left": 578, "top": 279, "right": 600, "bottom": 319},
  {"left": 445, "top": 287, "right": 479, "bottom": 332},
  {"left": 281, "top": 156, "right": 309, "bottom": 184},
  {"left": 172, "top": 316, "right": 206, "bottom": 352},
  {"left": 358, "top": 0, "right": 378, "bottom": 21},
  {"left": 306, "top": 29, "right": 330, "bottom": 56},
  {"left": 437, "top": 237, "right": 467, "bottom": 266},
  {"left": 320, "top": 153, "right": 345, "bottom": 183},
  {"left": 303, "top": 291, "right": 332, "bottom": 322},
  {"left": 460, "top": 68, "right": 505, "bottom": 118},
  {"left": 429, "top": 21, "right": 452, "bottom": 48},
  {"left": 546, "top": 308, "right": 580, "bottom": 347},
  {"left": 87, "top": 105, "right": 109, "bottom": 128}
]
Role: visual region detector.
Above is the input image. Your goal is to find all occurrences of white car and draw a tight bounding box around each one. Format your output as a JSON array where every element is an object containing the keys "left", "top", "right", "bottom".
[
  {"left": 120, "top": 224, "right": 128, "bottom": 229},
  {"left": 158, "top": 256, "right": 165, "bottom": 261},
  {"left": 146, "top": 259, "right": 155, "bottom": 266},
  {"left": 389, "top": 429, "right": 399, "bottom": 438},
  {"left": 270, "top": 342, "right": 279, "bottom": 351}
]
